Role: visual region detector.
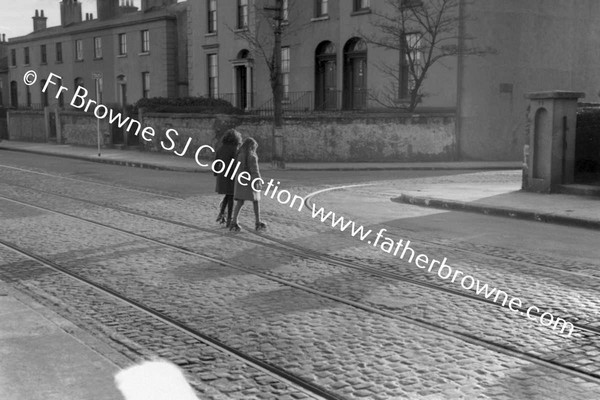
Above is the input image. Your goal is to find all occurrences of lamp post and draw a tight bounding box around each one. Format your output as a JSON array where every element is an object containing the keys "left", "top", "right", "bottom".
[{"left": 264, "top": 0, "right": 285, "bottom": 168}]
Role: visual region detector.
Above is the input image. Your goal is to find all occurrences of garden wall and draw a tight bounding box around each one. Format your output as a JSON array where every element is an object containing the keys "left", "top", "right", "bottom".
[
  {"left": 141, "top": 113, "right": 457, "bottom": 162},
  {"left": 7, "top": 108, "right": 457, "bottom": 162}
]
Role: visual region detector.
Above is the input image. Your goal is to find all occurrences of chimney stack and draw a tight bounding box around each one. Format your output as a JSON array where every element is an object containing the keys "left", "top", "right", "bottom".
[
  {"left": 97, "top": 0, "right": 120, "bottom": 20},
  {"left": 33, "top": 9, "right": 48, "bottom": 32},
  {"left": 141, "top": 0, "right": 176, "bottom": 12},
  {"left": 60, "top": 0, "right": 83, "bottom": 27},
  {"left": 119, "top": 0, "right": 139, "bottom": 14}
]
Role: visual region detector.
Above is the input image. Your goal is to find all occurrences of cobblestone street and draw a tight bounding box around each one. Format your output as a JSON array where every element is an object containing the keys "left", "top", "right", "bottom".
[{"left": 1, "top": 152, "right": 599, "bottom": 399}]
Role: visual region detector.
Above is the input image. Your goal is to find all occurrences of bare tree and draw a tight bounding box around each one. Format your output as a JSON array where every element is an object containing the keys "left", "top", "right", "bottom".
[
  {"left": 363, "top": 0, "right": 494, "bottom": 112},
  {"left": 231, "top": 0, "right": 306, "bottom": 166}
]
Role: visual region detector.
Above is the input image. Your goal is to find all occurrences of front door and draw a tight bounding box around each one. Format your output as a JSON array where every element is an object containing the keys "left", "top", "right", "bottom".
[
  {"left": 351, "top": 57, "right": 367, "bottom": 109},
  {"left": 316, "top": 59, "right": 337, "bottom": 110},
  {"left": 10, "top": 81, "right": 18, "bottom": 108},
  {"left": 236, "top": 66, "right": 248, "bottom": 110}
]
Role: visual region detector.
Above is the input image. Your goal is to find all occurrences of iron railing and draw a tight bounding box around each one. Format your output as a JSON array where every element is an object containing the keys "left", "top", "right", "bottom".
[
  {"left": 250, "top": 90, "right": 372, "bottom": 116},
  {"left": 204, "top": 92, "right": 256, "bottom": 110}
]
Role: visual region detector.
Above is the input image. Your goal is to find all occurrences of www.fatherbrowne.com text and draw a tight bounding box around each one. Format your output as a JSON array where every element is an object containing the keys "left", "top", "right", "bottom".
[{"left": 308, "top": 203, "right": 574, "bottom": 337}]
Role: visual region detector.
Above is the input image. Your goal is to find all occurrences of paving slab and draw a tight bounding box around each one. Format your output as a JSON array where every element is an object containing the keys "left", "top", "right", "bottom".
[
  {"left": 0, "top": 140, "right": 522, "bottom": 172},
  {"left": 384, "top": 171, "right": 600, "bottom": 230},
  {"left": 0, "top": 283, "right": 121, "bottom": 400}
]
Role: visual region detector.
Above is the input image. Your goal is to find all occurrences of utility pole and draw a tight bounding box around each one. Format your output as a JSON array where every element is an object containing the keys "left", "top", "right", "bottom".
[{"left": 265, "top": 0, "right": 285, "bottom": 168}]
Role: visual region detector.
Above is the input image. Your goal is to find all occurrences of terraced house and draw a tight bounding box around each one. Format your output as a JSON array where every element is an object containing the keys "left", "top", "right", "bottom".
[
  {"left": 188, "top": 0, "right": 600, "bottom": 160},
  {"left": 6, "top": 0, "right": 187, "bottom": 111},
  {"left": 7, "top": 0, "right": 600, "bottom": 161}
]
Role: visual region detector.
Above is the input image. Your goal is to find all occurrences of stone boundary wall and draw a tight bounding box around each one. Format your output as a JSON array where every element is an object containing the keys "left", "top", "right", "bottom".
[
  {"left": 7, "top": 108, "right": 457, "bottom": 162},
  {"left": 60, "top": 111, "right": 111, "bottom": 147},
  {"left": 141, "top": 112, "right": 457, "bottom": 162}
]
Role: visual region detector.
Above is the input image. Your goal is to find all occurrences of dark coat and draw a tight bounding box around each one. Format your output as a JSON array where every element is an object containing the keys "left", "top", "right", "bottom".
[
  {"left": 234, "top": 152, "right": 261, "bottom": 201},
  {"left": 214, "top": 144, "right": 237, "bottom": 195}
]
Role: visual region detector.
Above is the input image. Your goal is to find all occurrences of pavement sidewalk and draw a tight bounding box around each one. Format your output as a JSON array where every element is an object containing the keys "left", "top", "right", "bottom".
[
  {"left": 1, "top": 140, "right": 597, "bottom": 230},
  {"left": 390, "top": 172, "right": 600, "bottom": 230},
  {"left": 0, "top": 140, "right": 521, "bottom": 172},
  {"left": 0, "top": 282, "right": 122, "bottom": 400}
]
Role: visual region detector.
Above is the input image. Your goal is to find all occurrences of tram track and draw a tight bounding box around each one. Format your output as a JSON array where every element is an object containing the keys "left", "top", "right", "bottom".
[
  {"left": 0, "top": 177, "right": 597, "bottom": 332},
  {"left": 0, "top": 238, "right": 337, "bottom": 400},
  {"left": 1, "top": 190, "right": 600, "bottom": 384}
]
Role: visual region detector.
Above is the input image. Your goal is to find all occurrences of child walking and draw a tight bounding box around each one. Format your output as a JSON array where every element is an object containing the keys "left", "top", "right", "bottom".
[
  {"left": 214, "top": 129, "right": 242, "bottom": 228},
  {"left": 230, "top": 137, "right": 266, "bottom": 232}
]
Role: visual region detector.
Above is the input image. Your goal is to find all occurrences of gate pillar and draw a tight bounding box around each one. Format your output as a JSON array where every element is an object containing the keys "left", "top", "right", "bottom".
[{"left": 523, "top": 91, "right": 584, "bottom": 193}]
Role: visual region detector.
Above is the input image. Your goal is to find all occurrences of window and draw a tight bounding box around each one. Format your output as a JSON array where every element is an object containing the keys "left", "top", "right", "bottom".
[
  {"left": 118, "top": 33, "right": 127, "bottom": 55},
  {"left": 24, "top": 47, "right": 30, "bottom": 65},
  {"left": 315, "top": 0, "right": 328, "bottom": 17},
  {"left": 10, "top": 49, "right": 16, "bottom": 66},
  {"left": 94, "top": 37, "right": 102, "bottom": 58},
  {"left": 141, "top": 30, "right": 150, "bottom": 53},
  {"left": 207, "top": 0, "right": 217, "bottom": 33},
  {"left": 281, "top": 46, "right": 290, "bottom": 100},
  {"left": 237, "top": 0, "right": 248, "bottom": 29},
  {"left": 75, "top": 39, "right": 83, "bottom": 60},
  {"left": 142, "top": 72, "right": 150, "bottom": 98},
  {"left": 207, "top": 54, "right": 218, "bottom": 98},
  {"left": 40, "top": 45, "right": 47, "bottom": 64},
  {"left": 399, "top": 33, "right": 422, "bottom": 99},
  {"left": 283, "top": 0, "right": 289, "bottom": 21},
  {"left": 56, "top": 42, "right": 63, "bottom": 63},
  {"left": 354, "top": 0, "right": 370, "bottom": 11}
]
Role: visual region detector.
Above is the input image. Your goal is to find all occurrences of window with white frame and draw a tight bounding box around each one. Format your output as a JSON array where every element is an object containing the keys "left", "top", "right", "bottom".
[
  {"left": 142, "top": 72, "right": 150, "bottom": 98},
  {"left": 283, "top": 0, "right": 289, "bottom": 21},
  {"left": 207, "top": 54, "right": 218, "bottom": 98},
  {"left": 118, "top": 33, "right": 127, "bottom": 55},
  {"left": 354, "top": 0, "right": 370, "bottom": 11},
  {"left": 94, "top": 37, "right": 102, "bottom": 59},
  {"left": 315, "top": 0, "right": 328, "bottom": 17},
  {"left": 75, "top": 40, "right": 83, "bottom": 60},
  {"left": 207, "top": 0, "right": 217, "bottom": 33},
  {"left": 281, "top": 46, "right": 290, "bottom": 100},
  {"left": 141, "top": 30, "right": 150, "bottom": 53},
  {"left": 24, "top": 47, "right": 30, "bottom": 65},
  {"left": 237, "top": 0, "right": 248, "bottom": 29},
  {"left": 399, "top": 33, "right": 423, "bottom": 98}
]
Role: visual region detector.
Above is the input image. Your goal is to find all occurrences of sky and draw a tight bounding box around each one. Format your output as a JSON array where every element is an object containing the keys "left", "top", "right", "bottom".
[{"left": 0, "top": 0, "right": 153, "bottom": 38}]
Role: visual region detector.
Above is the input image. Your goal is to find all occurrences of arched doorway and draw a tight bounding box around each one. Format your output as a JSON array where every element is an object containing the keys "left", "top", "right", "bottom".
[
  {"left": 74, "top": 77, "right": 84, "bottom": 90},
  {"left": 315, "top": 41, "right": 337, "bottom": 110},
  {"left": 10, "top": 81, "right": 18, "bottom": 108},
  {"left": 343, "top": 38, "right": 367, "bottom": 110},
  {"left": 233, "top": 49, "right": 252, "bottom": 110}
]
